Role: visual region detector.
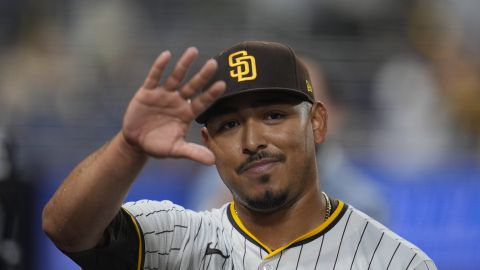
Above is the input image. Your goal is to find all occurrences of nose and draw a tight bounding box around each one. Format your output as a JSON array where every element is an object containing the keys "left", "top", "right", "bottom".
[{"left": 242, "top": 119, "right": 267, "bottom": 155}]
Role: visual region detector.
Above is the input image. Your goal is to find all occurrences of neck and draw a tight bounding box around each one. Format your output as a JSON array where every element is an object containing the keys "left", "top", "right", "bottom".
[{"left": 233, "top": 184, "right": 327, "bottom": 251}]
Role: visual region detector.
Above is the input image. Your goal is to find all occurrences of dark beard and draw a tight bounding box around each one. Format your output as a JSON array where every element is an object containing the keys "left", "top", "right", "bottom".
[
  {"left": 245, "top": 190, "right": 288, "bottom": 210},
  {"left": 244, "top": 176, "right": 288, "bottom": 210}
]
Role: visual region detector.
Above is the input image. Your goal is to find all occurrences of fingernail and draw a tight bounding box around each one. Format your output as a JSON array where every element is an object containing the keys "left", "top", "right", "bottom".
[
  {"left": 188, "top": 47, "right": 199, "bottom": 53},
  {"left": 207, "top": 58, "right": 217, "bottom": 65}
]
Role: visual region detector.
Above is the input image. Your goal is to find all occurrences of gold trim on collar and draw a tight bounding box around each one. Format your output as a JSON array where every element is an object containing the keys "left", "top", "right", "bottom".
[
  {"left": 229, "top": 201, "right": 345, "bottom": 259},
  {"left": 229, "top": 203, "right": 273, "bottom": 253}
]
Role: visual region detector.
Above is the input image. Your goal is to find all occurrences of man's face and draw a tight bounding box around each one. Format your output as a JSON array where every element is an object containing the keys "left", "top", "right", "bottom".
[{"left": 202, "top": 92, "right": 325, "bottom": 212}]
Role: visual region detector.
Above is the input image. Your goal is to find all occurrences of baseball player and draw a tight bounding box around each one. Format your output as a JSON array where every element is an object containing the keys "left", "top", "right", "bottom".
[{"left": 43, "top": 41, "right": 437, "bottom": 270}]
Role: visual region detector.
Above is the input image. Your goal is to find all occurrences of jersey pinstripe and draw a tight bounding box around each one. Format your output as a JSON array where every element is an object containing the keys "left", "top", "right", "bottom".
[{"left": 123, "top": 199, "right": 436, "bottom": 270}]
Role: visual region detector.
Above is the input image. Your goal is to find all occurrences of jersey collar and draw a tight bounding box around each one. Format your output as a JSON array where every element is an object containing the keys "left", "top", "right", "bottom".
[{"left": 227, "top": 200, "right": 347, "bottom": 259}]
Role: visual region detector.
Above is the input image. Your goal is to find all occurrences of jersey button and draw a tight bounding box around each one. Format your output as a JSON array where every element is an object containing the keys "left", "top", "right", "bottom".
[{"left": 263, "top": 264, "right": 272, "bottom": 270}]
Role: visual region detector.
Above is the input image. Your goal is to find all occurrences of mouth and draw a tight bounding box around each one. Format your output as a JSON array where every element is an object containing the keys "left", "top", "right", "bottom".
[
  {"left": 237, "top": 157, "right": 284, "bottom": 175},
  {"left": 236, "top": 151, "right": 287, "bottom": 175}
]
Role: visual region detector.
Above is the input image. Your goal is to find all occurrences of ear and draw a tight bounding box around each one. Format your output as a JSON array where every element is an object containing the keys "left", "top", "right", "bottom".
[
  {"left": 311, "top": 101, "right": 328, "bottom": 144},
  {"left": 200, "top": 126, "right": 211, "bottom": 148}
]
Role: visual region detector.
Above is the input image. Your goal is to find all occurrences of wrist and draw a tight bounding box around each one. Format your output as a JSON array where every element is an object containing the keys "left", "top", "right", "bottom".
[{"left": 116, "top": 132, "right": 148, "bottom": 162}]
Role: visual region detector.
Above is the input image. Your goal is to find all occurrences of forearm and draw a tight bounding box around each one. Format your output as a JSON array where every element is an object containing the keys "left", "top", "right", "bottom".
[{"left": 42, "top": 132, "right": 148, "bottom": 252}]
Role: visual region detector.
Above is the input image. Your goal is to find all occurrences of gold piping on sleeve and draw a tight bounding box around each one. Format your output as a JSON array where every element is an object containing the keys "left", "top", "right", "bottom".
[
  {"left": 230, "top": 201, "right": 345, "bottom": 260},
  {"left": 123, "top": 208, "right": 143, "bottom": 270}
]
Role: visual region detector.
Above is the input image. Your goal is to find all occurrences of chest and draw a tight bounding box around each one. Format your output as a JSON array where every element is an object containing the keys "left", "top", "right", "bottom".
[
  {"left": 202, "top": 234, "right": 345, "bottom": 270},
  {"left": 199, "top": 230, "right": 402, "bottom": 270}
]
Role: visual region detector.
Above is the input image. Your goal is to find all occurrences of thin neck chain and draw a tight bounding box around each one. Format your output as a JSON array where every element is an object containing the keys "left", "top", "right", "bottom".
[
  {"left": 322, "top": 191, "right": 332, "bottom": 221},
  {"left": 233, "top": 192, "right": 332, "bottom": 221}
]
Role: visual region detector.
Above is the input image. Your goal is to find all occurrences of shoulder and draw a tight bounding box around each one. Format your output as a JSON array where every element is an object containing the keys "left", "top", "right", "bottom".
[
  {"left": 123, "top": 199, "right": 185, "bottom": 215},
  {"left": 121, "top": 200, "right": 233, "bottom": 269},
  {"left": 122, "top": 200, "right": 230, "bottom": 229},
  {"left": 122, "top": 199, "right": 230, "bottom": 216},
  {"left": 342, "top": 205, "right": 436, "bottom": 269}
]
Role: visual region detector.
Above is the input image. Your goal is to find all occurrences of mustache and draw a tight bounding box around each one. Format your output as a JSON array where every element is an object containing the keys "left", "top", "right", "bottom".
[{"left": 236, "top": 151, "right": 286, "bottom": 174}]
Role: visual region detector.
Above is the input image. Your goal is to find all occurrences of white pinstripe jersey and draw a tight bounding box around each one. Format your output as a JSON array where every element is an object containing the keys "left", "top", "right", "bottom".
[{"left": 123, "top": 199, "right": 436, "bottom": 270}]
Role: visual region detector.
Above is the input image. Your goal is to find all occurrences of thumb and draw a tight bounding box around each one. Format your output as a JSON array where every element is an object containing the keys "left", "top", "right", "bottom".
[{"left": 173, "top": 141, "right": 216, "bottom": 165}]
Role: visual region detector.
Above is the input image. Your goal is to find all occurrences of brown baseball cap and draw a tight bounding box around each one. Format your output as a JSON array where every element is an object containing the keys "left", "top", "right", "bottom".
[{"left": 195, "top": 41, "right": 315, "bottom": 124}]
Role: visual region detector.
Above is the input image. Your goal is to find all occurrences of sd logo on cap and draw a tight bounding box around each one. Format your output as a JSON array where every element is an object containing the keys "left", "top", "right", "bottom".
[{"left": 228, "top": 50, "right": 257, "bottom": 82}]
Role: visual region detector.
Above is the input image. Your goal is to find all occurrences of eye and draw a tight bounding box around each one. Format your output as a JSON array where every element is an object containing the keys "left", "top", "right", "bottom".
[
  {"left": 265, "top": 112, "right": 285, "bottom": 121},
  {"left": 220, "top": 120, "right": 239, "bottom": 131}
]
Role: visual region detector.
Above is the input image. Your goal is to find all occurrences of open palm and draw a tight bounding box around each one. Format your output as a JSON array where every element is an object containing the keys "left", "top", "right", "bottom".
[{"left": 122, "top": 47, "right": 225, "bottom": 164}]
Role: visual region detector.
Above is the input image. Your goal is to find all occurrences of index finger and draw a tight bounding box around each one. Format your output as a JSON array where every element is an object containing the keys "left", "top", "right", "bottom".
[{"left": 143, "top": 51, "right": 171, "bottom": 90}]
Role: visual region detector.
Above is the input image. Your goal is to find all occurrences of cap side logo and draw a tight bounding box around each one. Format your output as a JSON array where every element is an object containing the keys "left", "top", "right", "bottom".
[
  {"left": 229, "top": 50, "right": 257, "bottom": 82},
  {"left": 306, "top": 80, "right": 313, "bottom": 92}
]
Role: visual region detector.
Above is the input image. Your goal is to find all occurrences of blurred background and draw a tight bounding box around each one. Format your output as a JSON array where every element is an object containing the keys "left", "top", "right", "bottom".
[{"left": 0, "top": 0, "right": 479, "bottom": 269}]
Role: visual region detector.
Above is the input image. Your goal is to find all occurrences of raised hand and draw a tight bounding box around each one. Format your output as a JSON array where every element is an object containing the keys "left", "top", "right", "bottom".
[{"left": 122, "top": 47, "right": 225, "bottom": 165}]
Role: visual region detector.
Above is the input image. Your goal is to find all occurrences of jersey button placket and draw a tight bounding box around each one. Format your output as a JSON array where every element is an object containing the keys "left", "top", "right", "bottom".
[
  {"left": 258, "top": 262, "right": 273, "bottom": 270},
  {"left": 263, "top": 264, "right": 273, "bottom": 270}
]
